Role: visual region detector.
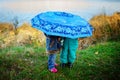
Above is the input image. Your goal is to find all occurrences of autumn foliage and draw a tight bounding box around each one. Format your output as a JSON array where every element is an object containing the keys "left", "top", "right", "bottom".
[
  {"left": 90, "top": 12, "right": 120, "bottom": 41},
  {"left": 0, "top": 23, "right": 45, "bottom": 48},
  {"left": 78, "top": 12, "right": 120, "bottom": 49}
]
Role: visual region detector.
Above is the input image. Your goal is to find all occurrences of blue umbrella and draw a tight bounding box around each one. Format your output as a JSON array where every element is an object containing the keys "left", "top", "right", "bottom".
[{"left": 31, "top": 11, "right": 93, "bottom": 39}]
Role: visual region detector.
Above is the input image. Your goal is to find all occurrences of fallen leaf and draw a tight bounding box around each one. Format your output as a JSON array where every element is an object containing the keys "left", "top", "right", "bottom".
[{"left": 95, "top": 51, "right": 98, "bottom": 54}]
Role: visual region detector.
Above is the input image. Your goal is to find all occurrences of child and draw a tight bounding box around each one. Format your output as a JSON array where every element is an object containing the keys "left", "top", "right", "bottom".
[
  {"left": 45, "top": 34, "right": 62, "bottom": 73},
  {"left": 60, "top": 38, "right": 78, "bottom": 68}
]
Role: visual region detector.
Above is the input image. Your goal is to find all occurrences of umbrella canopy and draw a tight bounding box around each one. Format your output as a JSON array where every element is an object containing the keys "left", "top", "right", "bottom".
[{"left": 31, "top": 11, "right": 93, "bottom": 39}]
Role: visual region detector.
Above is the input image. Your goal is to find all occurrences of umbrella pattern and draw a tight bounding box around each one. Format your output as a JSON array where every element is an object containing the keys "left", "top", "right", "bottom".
[{"left": 31, "top": 11, "right": 93, "bottom": 38}]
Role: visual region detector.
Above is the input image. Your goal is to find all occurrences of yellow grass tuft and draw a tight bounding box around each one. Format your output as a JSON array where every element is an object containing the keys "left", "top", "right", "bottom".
[
  {"left": 0, "top": 23, "right": 45, "bottom": 48},
  {"left": 78, "top": 12, "right": 120, "bottom": 49},
  {"left": 89, "top": 12, "right": 120, "bottom": 42}
]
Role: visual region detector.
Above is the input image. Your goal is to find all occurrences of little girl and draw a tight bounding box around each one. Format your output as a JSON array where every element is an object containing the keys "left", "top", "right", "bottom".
[{"left": 45, "top": 34, "right": 62, "bottom": 73}]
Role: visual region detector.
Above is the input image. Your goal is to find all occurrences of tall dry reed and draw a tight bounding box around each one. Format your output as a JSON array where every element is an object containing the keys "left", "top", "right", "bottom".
[
  {"left": 90, "top": 12, "right": 120, "bottom": 42},
  {"left": 78, "top": 12, "right": 120, "bottom": 49}
]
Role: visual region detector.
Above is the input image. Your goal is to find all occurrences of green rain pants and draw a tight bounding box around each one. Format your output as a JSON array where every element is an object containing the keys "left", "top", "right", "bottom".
[{"left": 60, "top": 38, "right": 78, "bottom": 63}]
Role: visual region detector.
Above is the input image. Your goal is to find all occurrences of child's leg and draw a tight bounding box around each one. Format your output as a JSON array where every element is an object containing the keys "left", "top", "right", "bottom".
[
  {"left": 68, "top": 39, "right": 78, "bottom": 63},
  {"left": 53, "top": 54, "right": 57, "bottom": 65},
  {"left": 48, "top": 54, "right": 56, "bottom": 69},
  {"left": 60, "top": 38, "right": 69, "bottom": 63}
]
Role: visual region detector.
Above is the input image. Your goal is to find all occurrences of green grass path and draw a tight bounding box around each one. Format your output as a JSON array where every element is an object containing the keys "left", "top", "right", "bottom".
[{"left": 0, "top": 41, "right": 120, "bottom": 80}]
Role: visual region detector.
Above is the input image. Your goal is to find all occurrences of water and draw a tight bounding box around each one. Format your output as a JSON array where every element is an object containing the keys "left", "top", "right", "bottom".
[{"left": 0, "top": 0, "right": 120, "bottom": 26}]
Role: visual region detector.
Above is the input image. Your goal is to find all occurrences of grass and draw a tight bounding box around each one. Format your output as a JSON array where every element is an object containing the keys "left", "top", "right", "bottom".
[
  {"left": 0, "top": 41, "right": 120, "bottom": 80},
  {"left": 90, "top": 12, "right": 120, "bottom": 42}
]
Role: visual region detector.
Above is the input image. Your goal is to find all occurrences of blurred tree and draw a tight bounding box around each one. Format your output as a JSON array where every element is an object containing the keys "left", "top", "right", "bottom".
[
  {"left": 12, "top": 16, "right": 19, "bottom": 35},
  {"left": 13, "top": 16, "right": 18, "bottom": 30}
]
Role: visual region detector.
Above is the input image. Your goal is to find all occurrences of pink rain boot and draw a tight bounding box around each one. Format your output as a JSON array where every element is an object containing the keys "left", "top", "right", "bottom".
[{"left": 49, "top": 68, "right": 58, "bottom": 73}]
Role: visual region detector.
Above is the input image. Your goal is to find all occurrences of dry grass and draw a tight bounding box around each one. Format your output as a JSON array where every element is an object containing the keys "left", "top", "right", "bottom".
[
  {"left": 78, "top": 12, "right": 120, "bottom": 49},
  {"left": 0, "top": 23, "right": 45, "bottom": 48},
  {"left": 89, "top": 12, "right": 120, "bottom": 42}
]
